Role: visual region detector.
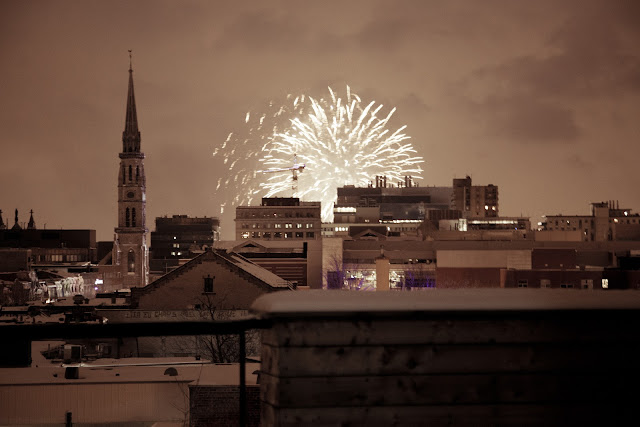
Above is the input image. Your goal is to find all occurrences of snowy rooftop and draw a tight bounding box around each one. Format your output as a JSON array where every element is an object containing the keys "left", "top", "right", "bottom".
[
  {"left": 251, "top": 289, "right": 640, "bottom": 317},
  {"left": 214, "top": 239, "right": 305, "bottom": 251},
  {"left": 224, "top": 252, "right": 292, "bottom": 288},
  {"left": 0, "top": 360, "right": 259, "bottom": 386}
]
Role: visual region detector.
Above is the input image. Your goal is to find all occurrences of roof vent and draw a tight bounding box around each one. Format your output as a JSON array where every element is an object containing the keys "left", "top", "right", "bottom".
[{"left": 164, "top": 367, "right": 178, "bottom": 376}]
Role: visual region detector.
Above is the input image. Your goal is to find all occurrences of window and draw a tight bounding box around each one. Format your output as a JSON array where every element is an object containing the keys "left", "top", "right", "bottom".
[
  {"left": 560, "top": 283, "right": 574, "bottom": 289},
  {"left": 241, "top": 232, "right": 249, "bottom": 238},
  {"left": 252, "top": 231, "right": 260, "bottom": 238},
  {"left": 274, "top": 224, "right": 282, "bottom": 229},
  {"left": 136, "top": 166, "right": 139, "bottom": 182},
  {"left": 128, "top": 165, "right": 132, "bottom": 181},
  {"left": 125, "top": 208, "right": 130, "bottom": 227},
  {"left": 127, "top": 250, "right": 135, "bottom": 273},
  {"left": 204, "top": 275, "right": 214, "bottom": 293},
  {"left": 285, "top": 223, "right": 293, "bottom": 228},
  {"left": 263, "top": 232, "right": 271, "bottom": 238},
  {"left": 296, "top": 223, "right": 303, "bottom": 228},
  {"left": 284, "top": 232, "right": 293, "bottom": 238},
  {"left": 602, "top": 278, "right": 609, "bottom": 289},
  {"left": 295, "top": 232, "right": 304, "bottom": 238},
  {"left": 540, "top": 279, "right": 551, "bottom": 288},
  {"left": 306, "top": 223, "right": 314, "bottom": 228},
  {"left": 132, "top": 208, "right": 136, "bottom": 227},
  {"left": 306, "top": 232, "right": 315, "bottom": 238},
  {"left": 517, "top": 280, "right": 528, "bottom": 288},
  {"left": 122, "top": 165, "right": 126, "bottom": 184},
  {"left": 274, "top": 232, "right": 282, "bottom": 238}
]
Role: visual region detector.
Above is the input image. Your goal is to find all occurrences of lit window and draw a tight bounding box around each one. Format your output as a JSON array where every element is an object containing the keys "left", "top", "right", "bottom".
[
  {"left": 285, "top": 232, "right": 293, "bottom": 238},
  {"left": 602, "top": 279, "right": 609, "bottom": 289},
  {"left": 177, "top": 252, "right": 181, "bottom": 256},
  {"left": 171, "top": 251, "right": 176, "bottom": 256},
  {"left": 241, "top": 232, "right": 249, "bottom": 238},
  {"left": 274, "top": 224, "right": 282, "bottom": 228},
  {"left": 285, "top": 223, "right": 293, "bottom": 228},
  {"left": 296, "top": 223, "right": 303, "bottom": 228}
]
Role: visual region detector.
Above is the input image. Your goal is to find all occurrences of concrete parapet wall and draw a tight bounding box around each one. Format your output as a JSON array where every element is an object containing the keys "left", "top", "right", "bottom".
[{"left": 252, "top": 290, "right": 640, "bottom": 425}]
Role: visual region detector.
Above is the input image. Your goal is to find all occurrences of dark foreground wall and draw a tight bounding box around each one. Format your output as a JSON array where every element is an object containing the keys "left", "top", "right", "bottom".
[
  {"left": 190, "top": 385, "right": 259, "bottom": 427},
  {"left": 252, "top": 289, "right": 640, "bottom": 426}
]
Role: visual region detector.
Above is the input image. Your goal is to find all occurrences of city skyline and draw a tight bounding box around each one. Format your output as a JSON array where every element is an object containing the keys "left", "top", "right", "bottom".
[{"left": 1, "top": 0, "right": 639, "bottom": 241}]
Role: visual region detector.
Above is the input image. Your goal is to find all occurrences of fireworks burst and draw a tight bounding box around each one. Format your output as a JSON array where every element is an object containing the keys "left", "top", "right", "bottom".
[{"left": 215, "top": 86, "right": 424, "bottom": 222}]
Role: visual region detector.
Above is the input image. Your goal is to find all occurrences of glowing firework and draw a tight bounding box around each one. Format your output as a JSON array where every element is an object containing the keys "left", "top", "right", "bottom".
[{"left": 215, "top": 86, "right": 424, "bottom": 222}]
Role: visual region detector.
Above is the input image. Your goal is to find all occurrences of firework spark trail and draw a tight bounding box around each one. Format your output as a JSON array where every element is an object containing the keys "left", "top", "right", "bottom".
[{"left": 215, "top": 86, "right": 424, "bottom": 222}]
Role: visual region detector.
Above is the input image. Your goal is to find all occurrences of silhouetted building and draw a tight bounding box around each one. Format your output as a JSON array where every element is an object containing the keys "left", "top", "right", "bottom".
[
  {"left": 0, "top": 225, "right": 97, "bottom": 271},
  {"left": 149, "top": 215, "right": 220, "bottom": 273},
  {"left": 100, "top": 57, "right": 149, "bottom": 289}
]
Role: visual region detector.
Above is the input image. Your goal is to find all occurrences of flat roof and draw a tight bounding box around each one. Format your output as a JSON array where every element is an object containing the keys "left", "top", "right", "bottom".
[{"left": 251, "top": 289, "right": 640, "bottom": 316}]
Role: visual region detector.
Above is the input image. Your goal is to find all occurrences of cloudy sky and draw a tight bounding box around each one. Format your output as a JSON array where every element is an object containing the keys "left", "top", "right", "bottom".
[{"left": 1, "top": 0, "right": 639, "bottom": 241}]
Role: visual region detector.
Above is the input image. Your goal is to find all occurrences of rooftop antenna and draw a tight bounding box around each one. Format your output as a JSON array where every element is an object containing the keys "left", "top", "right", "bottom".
[{"left": 128, "top": 50, "right": 133, "bottom": 71}]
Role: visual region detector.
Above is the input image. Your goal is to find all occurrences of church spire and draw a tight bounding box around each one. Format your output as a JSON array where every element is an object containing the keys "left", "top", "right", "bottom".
[
  {"left": 27, "top": 209, "right": 36, "bottom": 230},
  {"left": 122, "top": 50, "right": 141, "bottom": 154}
]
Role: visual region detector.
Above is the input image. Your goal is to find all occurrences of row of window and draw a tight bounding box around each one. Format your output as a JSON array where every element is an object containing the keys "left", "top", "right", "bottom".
[
  {"left": 241, "top": 231, "right": 315, "bottom": 239},
  {"left": 517, "top": 279, "right": 606, "bottom": 289},
  {"left": 240, "top": 223, "right": 315, "bottom": 229},
  {"left": 38, "top": 254, "right": 85, "bottom": 262},
  {"left": 122, "top": 165, "right": 141, "bottom": 184},
  {"left": 550, "top": 218, "right": 639, "bottom": 228},
  {"left": 237, "top": 211, "right": 318, "bottom": 219}
]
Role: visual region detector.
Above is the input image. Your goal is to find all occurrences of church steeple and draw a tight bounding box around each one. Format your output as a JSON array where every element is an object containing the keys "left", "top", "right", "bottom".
[
  {"left": 122, "top": 50, "right": 141, "bottom": 154},
  {"left": 27, "top": 209, "right": 36, "bottom": 230},
  {"left": 109, "top": 51, "right": 149, "bottom": 289}
]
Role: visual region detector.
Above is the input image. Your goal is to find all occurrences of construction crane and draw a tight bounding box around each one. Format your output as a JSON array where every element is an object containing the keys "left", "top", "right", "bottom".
[{"left": 258, "top": 154, "right": 306, "bottom": 196}]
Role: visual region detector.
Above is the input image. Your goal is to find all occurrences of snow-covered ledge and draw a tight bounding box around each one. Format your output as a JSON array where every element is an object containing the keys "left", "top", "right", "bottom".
[{"left": 252, "top": 289, "right": 640, "bottom": 426}]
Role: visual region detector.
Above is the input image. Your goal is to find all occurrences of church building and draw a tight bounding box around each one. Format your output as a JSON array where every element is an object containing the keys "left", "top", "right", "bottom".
[{"left": 100, "top": 55, "right": 149, "bottom": 290}]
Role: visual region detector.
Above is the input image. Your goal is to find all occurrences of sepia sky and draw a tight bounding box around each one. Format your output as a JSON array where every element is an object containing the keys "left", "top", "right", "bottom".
[{"left": 1, "top": 0, "right": 639, "bottom": 241}]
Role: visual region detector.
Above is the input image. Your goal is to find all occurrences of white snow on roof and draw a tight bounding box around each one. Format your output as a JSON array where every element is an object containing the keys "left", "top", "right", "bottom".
[
  {"left": 215, "top": 239, "right": 305, "bottom": 251},
  {"left": 0, "top": 362, "right": 260, "bottom": 386},
  {"left": 251, "top": 289, "right": 640, "bottom": 316},
  {"left": 227, "top": 253, "right": 292, "bottom": 288}
]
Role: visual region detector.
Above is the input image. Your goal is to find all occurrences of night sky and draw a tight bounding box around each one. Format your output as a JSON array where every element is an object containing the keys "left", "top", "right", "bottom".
[{"left": 1, "top": 0, "right": 639, "bottom": 241}]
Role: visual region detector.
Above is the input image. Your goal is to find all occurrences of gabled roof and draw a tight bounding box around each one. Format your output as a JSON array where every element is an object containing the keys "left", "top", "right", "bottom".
[
  {"left": 135, "top": 248, "right": 292, "bottom": 298},
  {"left": 215, "top": 239, "right": 306, "bottom": 253},
  {"left": 349, "top": 226, "right": 388, "bottom": 240}
]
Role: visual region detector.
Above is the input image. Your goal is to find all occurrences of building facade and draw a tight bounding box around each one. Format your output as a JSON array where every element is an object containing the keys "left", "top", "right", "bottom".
[
  {"left": 452, "top": 176, "right": 499, "bottom": 218},
  {"left": 235, "top": 198, "right": 321, "bottom": 241},
  {"left": 543, "top": 201, "right": 640, "bottom": 242}
]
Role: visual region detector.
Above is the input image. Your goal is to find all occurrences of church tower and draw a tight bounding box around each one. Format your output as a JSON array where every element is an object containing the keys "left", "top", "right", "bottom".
[{"left": 112, "top": 52, "right": 149, "bottom": 288}]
